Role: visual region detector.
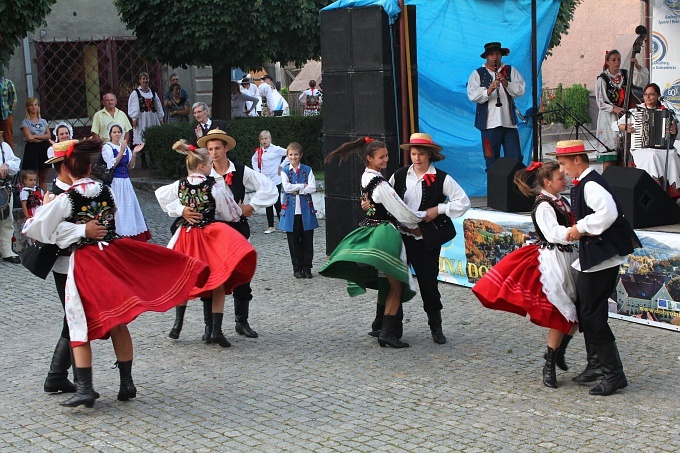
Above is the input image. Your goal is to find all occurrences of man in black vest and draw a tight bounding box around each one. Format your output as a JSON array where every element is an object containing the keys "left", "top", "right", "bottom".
[
  {"left": 188, "top": 102, "right": 227, "bottom": 146},
  {"left": 553, "top": 140, "right": 641, "bottom": 396},
  {"left": 467, "top": 42, "right": 526, "bottom": 171}
]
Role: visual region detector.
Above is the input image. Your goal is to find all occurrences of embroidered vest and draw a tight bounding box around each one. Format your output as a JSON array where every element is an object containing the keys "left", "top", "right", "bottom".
[
  {"left": 530, "top": 195, "right": 574, "bottom": 252},
  {"left": 177, "top": 177, "right": 217, "bottom": 229},
  {"left": 135, "top": 88, "right": 157, "bottom": 113},
  {"left": 279, "top": 164, "right": 319, "bottom": 233},
  {"left": 359, "top": 175, "right": 395, "bottom": 227},
  {"left": 571, "top": 171, "right": 641, "bottom": 270},
  {"left": 25, "top": 188, "right": 43, "bottom": 211},
  {"left": 65, "top": 184, "right": 118, "bottom": 246},
  {"left": 597, "top": 69, "right": 628, "bottom": 108},
  {"left": 474, "top": 65, "right": 517, "bottom": 130}
]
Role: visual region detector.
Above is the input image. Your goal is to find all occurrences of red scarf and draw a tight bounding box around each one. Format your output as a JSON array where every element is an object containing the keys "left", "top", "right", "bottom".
[{"left": 255, "top": 147, "right": 264, "bottom": 170}]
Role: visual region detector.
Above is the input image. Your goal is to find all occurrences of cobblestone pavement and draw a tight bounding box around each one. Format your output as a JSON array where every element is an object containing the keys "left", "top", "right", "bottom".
[{"left": 1, "top": 185, "right": 678, "bottom": 452}]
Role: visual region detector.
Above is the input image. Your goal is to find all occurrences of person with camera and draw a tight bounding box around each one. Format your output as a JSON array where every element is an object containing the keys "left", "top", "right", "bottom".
[{"left": 0, "top": 131, "right": 21, "bottom": 263}]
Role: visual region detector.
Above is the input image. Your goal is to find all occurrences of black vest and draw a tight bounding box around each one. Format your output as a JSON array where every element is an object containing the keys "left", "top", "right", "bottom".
[
  {"left": 359, "top": 175, "right": 395, "bottom": 227},
  {"left": 530, "top": 195, "right": 574, "bottom": 252},
  {"left": 135, "top": 88, "right": 157, "bottom": 113},
  {"left": 474, "top": 65, "right": 517, "bottom": 130},
  {"left": 597, "top": 69, "right": 628, "bottom": 108},
  {"left": 571, "top": 170, "right": 641, "bottom": 270},
  {"left": 65, "top": 184, "right": 119, "bottom": 246}
]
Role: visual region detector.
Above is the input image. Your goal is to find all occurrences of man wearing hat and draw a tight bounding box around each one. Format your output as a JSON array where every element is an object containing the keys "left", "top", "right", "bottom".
[
  {"left": 258, "top": 75, "right": 289, "bottom": 117},
  {"left": 241, "top": 75, "right": 261, "bottom": 117},
  {"left": 370, "top": 133, "right": 470, "bottom": 344},
  {"left": 0, "top": 130, "right": 21, "bottom": 263},
  {"left": 467, "top": 42, "right": 526, "bottom": 171},
  {"left": 168, "top": 129, "right": 278, "bottom": 344},
  {"left": 551, "top": 140, "right": 641, "bottom": 396}
]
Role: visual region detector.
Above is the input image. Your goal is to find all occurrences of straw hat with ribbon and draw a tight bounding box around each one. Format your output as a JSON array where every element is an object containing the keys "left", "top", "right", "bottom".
[
  {"left": 545, "top": 139, "right": 595, "bottom": 156},
  {"left": 399, "top": 132, "right": 445, "bottom": 162},
  {"left": 196, "top": 128, "right": 236, "bottom": 151},
  {"left": 45, "top": 139, "right": 79, "bottom": 164}
]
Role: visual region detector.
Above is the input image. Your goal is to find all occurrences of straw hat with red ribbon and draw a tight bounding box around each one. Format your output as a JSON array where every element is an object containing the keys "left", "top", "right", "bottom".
[
  {"left": 45, "top": 139, "right": 79, "bottom": 164},
  {"left": 546, "top": 139, "right": 595, "bottom": 157},
  {"left": 399, "top": 132, "right": 445, "bottom": 162}
]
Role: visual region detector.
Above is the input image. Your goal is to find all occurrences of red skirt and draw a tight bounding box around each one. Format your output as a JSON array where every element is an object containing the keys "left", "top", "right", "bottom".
[
  {"left": 72, "top": 238, "right": 210, "bottom": 345},
  {"left": 472, "top": 244, "right": 573, "bottom": 334},
  {"left": 174, "top": 222, "right": 257, "bottom": 298}
]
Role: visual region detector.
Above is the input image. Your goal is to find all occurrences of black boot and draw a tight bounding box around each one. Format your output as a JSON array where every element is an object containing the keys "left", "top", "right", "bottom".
[
  {"left": 427, "top": 310, "right": 447, "bottom": 345},
  {"left": 201, "top": 299, "right": 213, "bottom": 343},
  {"left": 589, "top": 342, "right": 627, "bottom": 396},
  {"left": 116, "top": 360, "right": 137, "bottom": 401},
  {"left": 543, "top": 346, "right": 558, "bottom": 388},
  {"left": 378, "top": 315, "right": 409, "bottom": 348},
  {"left": 60, "top": 367, "right": 99, "bottom": 408},
  {"left": 210, "top": 313, "right": 231, "bottom": 347},
  {"left": 44, "top": 337, "right": 76, "bottom": 393},
  {"left": 168, "top": 306, "right": 187, "bottom": 339},
  {"left": 544, "top": 334, "right": 573, "bottom": 371},
  {"left": 572, "top": 343, "right": 603, "bottom": 383},
  {"left": 234, "top": 299, "right": 258, "bottom": 338},
  {"left": 368, "top": 303, "right": 385, "bottom": 338},
  {"left": 395, "top": 304, "right": 404, "bottom": 340}
]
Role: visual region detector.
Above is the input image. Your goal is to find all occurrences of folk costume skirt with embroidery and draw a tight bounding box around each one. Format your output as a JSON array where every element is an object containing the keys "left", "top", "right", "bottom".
[
  {"left": 66, "top": 238, "right": 210, "bottom": 347},
  {"left": 171, "top": 222, "right": 257, "bottom": 298},
  {"left": 319, "top": 223, "right": 416, "bottom": 304},
  {"left": 472, "top": 244, "right": 577, "bottom": 335}
]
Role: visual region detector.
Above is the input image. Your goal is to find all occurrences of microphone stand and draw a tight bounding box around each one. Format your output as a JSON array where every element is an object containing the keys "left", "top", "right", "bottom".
[
  {"left": 524, "top": 106, "right": 571, "bottom": 161},
  {"left": 556, "top": 102, "right": 615, "bottom": 157}
]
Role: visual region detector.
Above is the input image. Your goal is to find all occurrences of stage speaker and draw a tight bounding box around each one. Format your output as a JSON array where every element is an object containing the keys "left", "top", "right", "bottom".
[
  {"left": 350, "top": 6, "right": 392, "bottom": 71},
  {"left": 353, "top": 71, "right": 397, "bottom": 136},
  {"left": 487, "top": 158, "right": 535, "bottom": 212},
  {"left": 325, "top": 196, "right": 365, "bottom": 255},
  {"left": 320, "top": 9, "right": 351, "bottom": 72},
  {"left": 321, "top": 73, "right": 353, "bottom": 134},
  {"left": 602, "top": 167, "right": 680, "bottom": 228}
]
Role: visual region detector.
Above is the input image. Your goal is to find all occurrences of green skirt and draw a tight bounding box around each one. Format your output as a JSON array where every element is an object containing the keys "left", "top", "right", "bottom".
[{"left": 319, "top": 223, "right": 416, "bottom": 304}]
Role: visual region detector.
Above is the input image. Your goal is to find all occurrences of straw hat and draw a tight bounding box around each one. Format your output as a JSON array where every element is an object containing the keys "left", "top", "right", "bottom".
[
  {"left": 399, "top": 132, "right": 445, "bottom": 162},
  {"left": 196, "top": 128, "right": 236, "bottom": 151},
  {"left": 545, "top": 140, "right": 595, "bottom": 156},
  {"left": 45, "top": 139, "right": 79, "bottom": 164}
]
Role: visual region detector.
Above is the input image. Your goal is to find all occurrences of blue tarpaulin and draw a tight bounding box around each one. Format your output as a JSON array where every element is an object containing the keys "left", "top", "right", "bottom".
[{"left": 322, "top": 0, "right": 561, "bottom": 196}]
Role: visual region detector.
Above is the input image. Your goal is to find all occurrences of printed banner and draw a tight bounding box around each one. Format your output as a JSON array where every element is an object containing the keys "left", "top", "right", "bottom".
[
  {"left": 438, "top": 209, "right": 680, "bottom": 332},
  {"left": 651, "top": 0, "right": 680, "bottom": 121}
]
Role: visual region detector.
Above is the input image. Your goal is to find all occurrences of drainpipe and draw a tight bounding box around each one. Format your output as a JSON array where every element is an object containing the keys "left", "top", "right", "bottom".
[{"left": 23, "top": 37, "right": 34, "bottom": 97}]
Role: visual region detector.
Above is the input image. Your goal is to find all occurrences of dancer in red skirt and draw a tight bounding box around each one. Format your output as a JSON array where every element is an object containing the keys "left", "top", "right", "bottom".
[
  {"left": 155, "top": 140, "right": 257, "bottom": 347},
  {"left": 472, "top": 161, "right": 579, "bottom": 388},
  {"left": 24, "top": 138, "right": 210, "bottom": 408}
]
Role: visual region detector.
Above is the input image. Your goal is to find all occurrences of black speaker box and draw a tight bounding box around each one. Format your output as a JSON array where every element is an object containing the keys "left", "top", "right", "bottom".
[
  {"left": 602, "top": 167, "right": 680, "bottom": 228},
  {"left": 320, "top": 9, "right": 351, "bottom": 72},
  {"left": 353, "top": 71, "right": 397, "bottom": 136},
  {"left": 321, "top": 73, "right": 354, "bottom": 134},
  {"left": 350, "top": 6, "right": 392, "bottom": 71},
  {"left": 325, "top": 196, "right": 365, "bottom": 255},
  {"left": 487, "top": 158, "right": 535, "bottom": 212}
]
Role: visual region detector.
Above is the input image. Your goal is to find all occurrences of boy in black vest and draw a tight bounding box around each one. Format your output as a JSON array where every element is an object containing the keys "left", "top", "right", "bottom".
[
  {"left": 467, "top": 42, "right": 526, "bottom": 171},
  {"left": 552, "top": 140, "right": 641, "bottom": 396}
]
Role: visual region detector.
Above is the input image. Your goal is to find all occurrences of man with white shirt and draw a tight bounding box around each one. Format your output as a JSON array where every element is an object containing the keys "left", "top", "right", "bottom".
[
  {"left": 128, "top": 72, "right": 164, "bottom": 169},
  {"left": 0, "top": 132, "right": 21, "bottom": 263},
  {"left": 467, "top": 42, "right": 525, "bottom": 170},
  {"left": 240, "top": 75, "right": 261, "bottom": 117},
  {"left": 552, "top": 140, "right": 641, "bottom": 396},
  {"left": 188, "top": 102, "right": 227, "bottom": 146}
]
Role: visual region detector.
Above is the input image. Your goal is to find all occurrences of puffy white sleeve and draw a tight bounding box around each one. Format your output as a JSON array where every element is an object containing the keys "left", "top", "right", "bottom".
[
  {"left": 372, "top": 181, "right": 425, "bottom": 224},
  {"left": 154, "top": 181, "right": 184, "bottom": 217},
  {"left": 212, "top": 185, "right": 242, "bottom": 222},
  {"left": 595, "top": 77, "right": 614, "bottom": 113},
  {"left": 440, "top": 174, "right": 471, "bottom": 219},
  {"left": 1, "top": 143, "right": 21, "bottom": 174},
  {"left": 101, "top": 144, "right": 116, "bottom": 169},
  {"left": 242, "top": 166, "right": 279, "bottom": 209},
  {"left": 534, "top": 201, "right": 574, "bottom": 245},
  {"left": 128, "top": 92, "right": 139, "bottom": 120},
  {"left": 506, "top": 66, "right": 525, "bottom": 98},
  {"left": 154, "top": 93, "right": 165, "bottom": 122},
  {"left": 467, "top": 69, "right": 488, "bottom": 104},
  {"left": 24, "top": 194, "right": 86, "bottom": 248}
]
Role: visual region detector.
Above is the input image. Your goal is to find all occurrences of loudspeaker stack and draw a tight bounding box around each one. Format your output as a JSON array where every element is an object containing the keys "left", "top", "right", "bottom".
[{"left": 487, "top": 157, "right": 535, "bottom": 212}]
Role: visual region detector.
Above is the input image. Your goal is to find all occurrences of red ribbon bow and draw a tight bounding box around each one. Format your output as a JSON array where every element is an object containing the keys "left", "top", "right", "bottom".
[
  {"left": 65, "top": 141, "right": 76, "bottom": 157},
  {"left": 526, "top": 161, "right": 543, "bottom": 172},
  {"left": 571, "top": 178, "right": 580, "bottom": 186},
  {"left": 364, "top": 137, "right": 375, "bottom": 144},
  {"left": 225, "top": 172, "right": 233, "bottom": 185},
  {"left": 423, "top": 173, "right": 436, "bottom": 186},
  {"left": 187, "top": 144, "right": 197, "bottom": 152}
]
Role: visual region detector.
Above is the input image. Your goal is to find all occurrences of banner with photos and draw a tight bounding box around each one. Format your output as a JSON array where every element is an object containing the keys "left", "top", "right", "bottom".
[{"left": 651, "top": 0, "right": 680, "bottom": 122}]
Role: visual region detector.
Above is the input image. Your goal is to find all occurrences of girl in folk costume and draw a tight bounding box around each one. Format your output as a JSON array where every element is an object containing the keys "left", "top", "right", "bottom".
[
  {"left": 320, "top": 137, "right": 426, "bottom": 349},
  {"left": 279, "top": 142, "right": 318, "bottom": 278},
  {"left": 46, "top": 121, "right": 73, "bottom": 163},
  {"left": 24, "top": 138, "right": 209, "bottom": 408},
  {"left": 102, "top": 122, "right": 151, "bottom": 241},
  {"left": 595, "top": 49, "right": 649, "bottom": 169},
  {"left": 155, "top": 141, "right": 257, "bottom": 347},
  {"left": 472, "top": 160, "right": 580, "bottom": 388},
  {"left": 19, "top": 169, "right": 43, "bottom": 219},
  {"left": 298, "top": 79, "right": 322, "bottom": 116}
]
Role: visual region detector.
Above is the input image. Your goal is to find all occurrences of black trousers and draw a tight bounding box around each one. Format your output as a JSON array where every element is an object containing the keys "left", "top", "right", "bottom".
[
  {"left": 266, "top": 184, "right": 282, "bottom": 228},
  {"left": 402, "top": 234, "right": 442, "bottom": 314},
  {"left": 53, "top": 271, "right": 69, "bottom": 339},
  {"left": 575, "top": 265, "right": 619, "bottom": 345},
  {"left": 286, "top": 214, "right": 314, "bottom": 272}
]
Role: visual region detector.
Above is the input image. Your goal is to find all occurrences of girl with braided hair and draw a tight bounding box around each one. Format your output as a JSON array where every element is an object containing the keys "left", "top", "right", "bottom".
[
  {"left": 24, "top": 137, "right": 210, "bottom": 408},
  {"left": 155, "top": 140, "right": 257, "bottom": 348}
]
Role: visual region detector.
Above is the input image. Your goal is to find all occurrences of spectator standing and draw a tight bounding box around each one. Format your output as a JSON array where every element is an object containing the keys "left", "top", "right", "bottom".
[
  {"left": 230, "top": 81, "right": 259, "bottom": 119},
  {"left": 0, "top": 75, "right": 17, "bottom": 150},
  {"left": 188, "top": 102, "right": 227, "bottom": 146},
  {"left": 0, "top": 132, "right": 21, "bottom": 263},
  {"left": 258, "top": 75, "right": 289, "bottom": 117},
  {"left": 165, "top": 83, "right": 190, "bottom": 124},
  {"left": 252, "top": 130, "right": 289, "bottom": 234},
  {"left": 298, "top": 80, "right": 322, "bottom": 116},
  {"left": 91, "top": 93, "right": 133, "bottom": 144},
  {"left": 165, "top": 73, "right": 189, "bottom": 104},
  {"left": 128, "top": 72, "right": 164, "bottom": 169},
  {"left": 20, "top": 97, "right": 51, "bottom": 192},
  {"left": 241, "top": 75, "right": 261, "bottom": 117}
]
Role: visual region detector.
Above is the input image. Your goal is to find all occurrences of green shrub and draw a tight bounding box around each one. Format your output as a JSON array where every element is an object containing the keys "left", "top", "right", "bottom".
[
  {"left": 143, "top": 116, "right": 323, "bottom": 179},
  {"left": 541, "top": 83, "right": 591, "bottom": 128}
]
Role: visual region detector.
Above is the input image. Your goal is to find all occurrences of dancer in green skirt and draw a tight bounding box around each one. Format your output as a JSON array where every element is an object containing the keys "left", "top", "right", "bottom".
[{"left": 320, "top": 137, "right": 426, "bottom": 348}]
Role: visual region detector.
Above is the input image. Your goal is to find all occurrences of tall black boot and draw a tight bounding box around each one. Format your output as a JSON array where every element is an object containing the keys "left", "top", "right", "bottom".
[
  {"left": 543, "top": 346, "right": 558, "bottom": 388},
  {"left": 44, "top": 337, "right": 76, "bottom": 393},
  {"left": 544, "top": 334, "right": 573, "bottom": 371},
  {"left": 201, "top": 299, "right": 213, "bottom": 343},
  {"left": 234, "top": 299, "right": 258, "bottom": 338},
  {"left": 116, "top": 360, "right": 137, "bottom": 401},
  {"left": 210, "top": 313, "right": 231, "bottom": 347},
  {"left": 589, "top": 342, "right": 627, "bottom": 396},
  {"left": 168, "top": 306, "right": 187, "bottom": 339},
  {"left": 378, "top": 315, "right": 409, "bottom": 348},
  {"left": 368, "top": 303, "right": 385, "bottom": 338},
  {"left": 572, "top": 343, "right": 603, "bottom": 383},
  {"left": 427, "top": 310, "right": 447, "bottom": 345},
  {"left": 395, "top": 304, "right": 404, "bottom": 340},
  {"left": 60, "top": 367, "right": 99, "bottom": 408}
]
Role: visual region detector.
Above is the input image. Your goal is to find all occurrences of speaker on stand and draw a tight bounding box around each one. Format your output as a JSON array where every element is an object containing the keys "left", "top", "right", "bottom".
[{"left": 487, "top": 157, "right": 535, "bottom": 212}]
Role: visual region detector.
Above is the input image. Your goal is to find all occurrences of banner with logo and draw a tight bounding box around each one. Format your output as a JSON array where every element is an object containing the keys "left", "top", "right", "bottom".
[
  {"left": 651, "top": 0, "right": 680, "bottom": 121},
  {"left": 439, "top": 209, "right": 680, "bottom": 332}
]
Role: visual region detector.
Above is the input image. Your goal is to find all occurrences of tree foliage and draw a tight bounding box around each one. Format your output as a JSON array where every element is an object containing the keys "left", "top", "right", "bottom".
[
  {"left": 0, "top": 0, "right": 56, "bottom": 70},
  {"left": 547, "top": 0, "right": 581, "bottom": 57},
  {"left": 114, "top": 0, "right": 332, "bottom": 119}
]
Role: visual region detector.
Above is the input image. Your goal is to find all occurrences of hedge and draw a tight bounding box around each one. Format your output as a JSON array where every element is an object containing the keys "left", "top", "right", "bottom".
[{"left": 142, "top": 116, "right": 323, "bottom": 179}]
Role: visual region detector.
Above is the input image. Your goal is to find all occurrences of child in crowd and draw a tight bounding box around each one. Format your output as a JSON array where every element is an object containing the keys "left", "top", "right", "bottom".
[
  {"left": 156, "top": 140, "right": 257, "bottom": 347},
  {"left": 279, "top": 142, "right": 318, "bottom": 278},
  {"left": 251, "top": 130, "right": 289, "bottom": 234},
  {"left": 20, "top": 169, "right": 43, "bottom": 219}
]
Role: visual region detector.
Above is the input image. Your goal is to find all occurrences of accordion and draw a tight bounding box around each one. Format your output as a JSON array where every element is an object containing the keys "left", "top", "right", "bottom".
[{"left": 630, "top": 108, "right": 674, "bottom": 150}]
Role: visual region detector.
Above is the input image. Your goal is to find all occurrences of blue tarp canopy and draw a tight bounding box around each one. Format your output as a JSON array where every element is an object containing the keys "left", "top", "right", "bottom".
[{"left": 322, "top": 0, "right": 561, "bottom": 196}]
